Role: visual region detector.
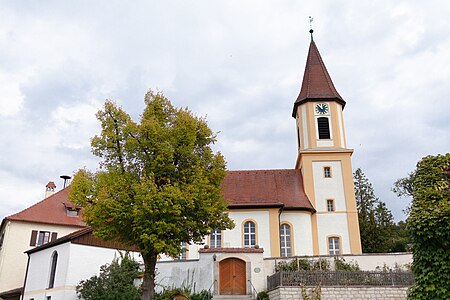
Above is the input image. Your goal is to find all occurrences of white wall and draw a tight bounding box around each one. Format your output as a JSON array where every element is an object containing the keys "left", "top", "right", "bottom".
[
  {"left": 312, "top": 161, "right": 351, "bottom": 255},
  {"left": 226, "top": 211, "right": 271, "bottom": 256},
  {"left": 280, "top": 212, "right": 314, "bottom": 256},
  {"left": 156, "top": 258, "right": 213, "bottom": 292},
  {"left": 23, "top": 242, "right": 142, "bottom": 300},
  {"left": 0, "top": 221, "right": 82, "bottom": 293},
  {"left": 264, "top": 252, "right": 413, "bottom": 272},
  {"left": 312, "top": 161, "right": 346, "bottom": 212}
]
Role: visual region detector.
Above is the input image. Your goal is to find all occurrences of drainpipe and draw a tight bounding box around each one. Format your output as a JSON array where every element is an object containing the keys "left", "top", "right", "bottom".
[
  {"left": 278, "top": 204, "right": 285, "bottom": 255},
  {"left": 21, "top": 254, "right": 31, "bottom": 300}
]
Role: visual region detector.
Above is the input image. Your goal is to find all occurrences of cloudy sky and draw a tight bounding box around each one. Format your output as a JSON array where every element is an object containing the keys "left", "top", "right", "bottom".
[{"left": 1, "top": 1, "right": 449, "bottom": 222}]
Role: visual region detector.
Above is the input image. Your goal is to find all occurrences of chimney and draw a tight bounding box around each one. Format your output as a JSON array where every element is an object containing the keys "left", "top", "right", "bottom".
[{"left": 45, "top": 181, "right": 56, "bottom": 198}]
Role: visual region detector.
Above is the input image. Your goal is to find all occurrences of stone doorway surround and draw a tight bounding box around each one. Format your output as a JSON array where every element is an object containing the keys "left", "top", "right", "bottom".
[{"left": 198, "top": 247, "right": 265, "bottom": 296}]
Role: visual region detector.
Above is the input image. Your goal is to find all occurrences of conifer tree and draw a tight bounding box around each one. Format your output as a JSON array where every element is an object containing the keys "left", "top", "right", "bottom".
[{"left": 354, "top": 168, "right": 395, "bottom": 253}]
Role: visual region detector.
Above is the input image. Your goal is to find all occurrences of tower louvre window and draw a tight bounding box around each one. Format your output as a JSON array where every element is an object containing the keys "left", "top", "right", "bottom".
[{"left": 317, "top": 117, "right": 330, "bottom": 139}]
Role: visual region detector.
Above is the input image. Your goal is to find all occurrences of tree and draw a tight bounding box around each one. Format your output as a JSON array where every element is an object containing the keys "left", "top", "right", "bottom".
[
  {"left": 353, "top": 168, "right": 395, "bottom": 253},
  {"left": 70, "top": 91, "right": 234, "bottom": 300},
  {"left": 394, "top": 154, "right": 450, "bottom": 299},
  {"left": 76, "top": 253, "right": 141, "bottom": 300}
]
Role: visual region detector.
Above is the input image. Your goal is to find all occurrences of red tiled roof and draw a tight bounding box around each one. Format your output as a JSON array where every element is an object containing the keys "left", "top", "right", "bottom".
[
  {"left": 7, "top": 169, "right": 313, "bottom": 228},
  {"left": 222, "top": 169, "right": 314, "bottom": 212},
  {"left": 292, "top": 40, "right": 345, "bottom": 117},
  {"left": 6, "top": 187, "right": 85, "bottom": 227}
]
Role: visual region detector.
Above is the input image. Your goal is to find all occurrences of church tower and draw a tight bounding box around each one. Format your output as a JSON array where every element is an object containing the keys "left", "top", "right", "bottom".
[{"left": 293, "top": 33, "right": 362, "bottom": 255}]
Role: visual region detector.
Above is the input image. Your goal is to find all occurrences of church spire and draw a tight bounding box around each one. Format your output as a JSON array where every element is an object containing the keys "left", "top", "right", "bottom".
[{"left": 292, "top": 37, "right": 345, "bottom": 117}]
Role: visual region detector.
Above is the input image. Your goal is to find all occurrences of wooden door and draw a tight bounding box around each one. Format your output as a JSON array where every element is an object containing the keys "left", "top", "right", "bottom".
[{"left": 219, "top": 258, "right": 246, "bottom": 295}]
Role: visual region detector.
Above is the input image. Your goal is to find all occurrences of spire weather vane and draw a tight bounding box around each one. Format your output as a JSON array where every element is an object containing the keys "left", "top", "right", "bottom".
[{"left": 309, "top": 16, "right": 314, "bottom": 41}]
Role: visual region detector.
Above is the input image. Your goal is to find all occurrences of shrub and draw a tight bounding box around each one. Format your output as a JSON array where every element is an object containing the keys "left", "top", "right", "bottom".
[{"left": 257, "top": 291, "right": 269, "bottom": 300}]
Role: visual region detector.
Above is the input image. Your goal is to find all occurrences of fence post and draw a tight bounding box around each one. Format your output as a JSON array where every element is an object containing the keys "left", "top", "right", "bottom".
[{"left": 390, "top": 269, "right": 394, "bottom": 286}]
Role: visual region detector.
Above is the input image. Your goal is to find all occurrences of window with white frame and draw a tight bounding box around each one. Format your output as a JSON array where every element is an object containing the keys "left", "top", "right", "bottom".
[
  {"left": 327, "top": 199, "right": 335, "bottom": 212},
  {"left": 37, "top": 231, "right": 51, "bottom": 246},
  {"left": 324, "top": 167, "right": 332, "bottom": 178},
  {"left": 210, "top": 229, "right": 221, "bottom": 248},
  {"left": 243, "top": 221, "right": 256, "bottom": 248},
  {"left": 178, "top": 242, "right": 188, "bottom": 260},
  {"left": 280, "top": 224, "right": 292, "bottom": 257},
  {"left": 328, "top": 237, "right": 340, "bottom": 255},
  {"left": 30, "top": 231, "right": 57, "bottom": 247}
]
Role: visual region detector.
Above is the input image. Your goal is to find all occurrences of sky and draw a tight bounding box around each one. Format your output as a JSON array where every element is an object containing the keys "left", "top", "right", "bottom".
[{"left": 1, "top": 1, "right": 449, "bottom": 222}]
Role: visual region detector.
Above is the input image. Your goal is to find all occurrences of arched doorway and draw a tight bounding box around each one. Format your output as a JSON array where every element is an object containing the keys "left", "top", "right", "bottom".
[{"left": 219, "top": 258, "right": 246, "bottom": 295}]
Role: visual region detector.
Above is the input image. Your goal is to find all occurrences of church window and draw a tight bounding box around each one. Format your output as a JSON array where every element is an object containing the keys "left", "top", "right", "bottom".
[
  {"left": 328, "top": 237, "right": 340, "bottom": 255},
  {"left": 48, "top": 251, "right": 58, "bottom": 288},
  {"left": 243, "top": 221, "right": 256, "bottom": 248},
  {"left": 178, "top": 242, "right": 188, "bottom": 260},
  {"left": 327, "top": 199, "right": 335, "bottom": 212},
  {"left": 210, "top": 229, "right": 221, "bottom": 248},
  {"left": 317, "top": 117, "right": 330, "bottom": 139},
  {"left": 296, "top": 125, "right": 301, "bottom": 148},
  {"left": 280, "top": 223, "right": 292, "bottom": 257},
  {"left": 323, "top": 167, "right": 332, "bottom": 178}
]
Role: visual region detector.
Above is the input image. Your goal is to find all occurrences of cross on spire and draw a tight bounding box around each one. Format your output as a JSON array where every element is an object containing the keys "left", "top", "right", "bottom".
[{"left": 309, "top": 16, "right": 314, "bottom": 41}]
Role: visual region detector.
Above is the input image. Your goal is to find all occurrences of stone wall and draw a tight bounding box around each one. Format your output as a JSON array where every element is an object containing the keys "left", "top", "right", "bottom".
[{"left": 268, "top": 286, "right": 408, "bottom": 300}]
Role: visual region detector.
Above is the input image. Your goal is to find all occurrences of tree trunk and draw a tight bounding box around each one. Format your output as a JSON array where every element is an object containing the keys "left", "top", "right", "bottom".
[{"left": 141, "top": 251, "right": 158, "bottom": 300}]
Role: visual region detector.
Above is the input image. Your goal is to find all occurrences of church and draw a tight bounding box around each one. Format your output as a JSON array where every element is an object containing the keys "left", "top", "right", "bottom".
[{"left": 0, "top": 34, "right": 362, "bottom": 299}]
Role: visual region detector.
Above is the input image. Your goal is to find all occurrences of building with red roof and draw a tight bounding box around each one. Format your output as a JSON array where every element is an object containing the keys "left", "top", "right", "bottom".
[
  {"left": 0, "top": 34, "right": 362, "bottom": 298},
  {"left": 0, "top": 186, "right": 86, "bottom": 299}
]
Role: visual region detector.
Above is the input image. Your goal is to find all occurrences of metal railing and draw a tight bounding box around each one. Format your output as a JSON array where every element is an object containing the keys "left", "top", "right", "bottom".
[
  {"left": 248, "top": 279, "right": 258, "bottom": 299},
  {"left": 267, "top": 270, "right": 414, "bottom": 290}
]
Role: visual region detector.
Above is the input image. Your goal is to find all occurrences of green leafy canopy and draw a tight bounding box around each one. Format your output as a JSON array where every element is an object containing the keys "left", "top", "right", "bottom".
[
  {"left": 396, "top": 154, "right": 450, "bottom": 300},
  {"left": 70, "top": 91, "right": 234, "bottom": 300}
]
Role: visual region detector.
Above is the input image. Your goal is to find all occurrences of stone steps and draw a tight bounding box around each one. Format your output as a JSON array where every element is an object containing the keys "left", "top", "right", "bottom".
[{"left": 213, "top": 295, "right": 253, "bottom": 300}]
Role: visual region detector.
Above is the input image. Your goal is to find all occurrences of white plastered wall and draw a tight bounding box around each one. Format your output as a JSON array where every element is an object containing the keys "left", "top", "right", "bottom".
[
  {"left": 280, "top": 212, "right": 314, "bottom": 256},
  {"left": 0, "top": 221, "right": 82, "bottom": 293},
  {"left": 312, "top": 161, "right": 351, "bottom": 255},
  {"left": 23, "top": 242, "right": 142, "bottom": 300},
  {"left": 226, "top": 211, "right": 271, "bottom": 257}
]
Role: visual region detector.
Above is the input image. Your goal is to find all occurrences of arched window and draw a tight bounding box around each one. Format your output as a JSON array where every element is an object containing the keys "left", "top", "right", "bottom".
[
  {"left": 210, "top": 229, "right": 221, "bottom": 248},
  {"left": 317, "top": 117, "right": 330, "bottom": 139},
  {"left": 48, "top": 251, "right": 58, "bottom": 288},
  {"left": 328, "top": 237, "right": 341, "bottom": 255},
  {"left": 280, "top": 224, "right": 292, "bottom": 257},
  {"left": 243, "top": 221, "right": 256, "bottom": 248}
]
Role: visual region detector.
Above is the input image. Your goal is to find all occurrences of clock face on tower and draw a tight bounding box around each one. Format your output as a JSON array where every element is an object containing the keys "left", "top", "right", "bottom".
[{"left": 315, "top": 103, "right": 329, "bottom": 115}]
